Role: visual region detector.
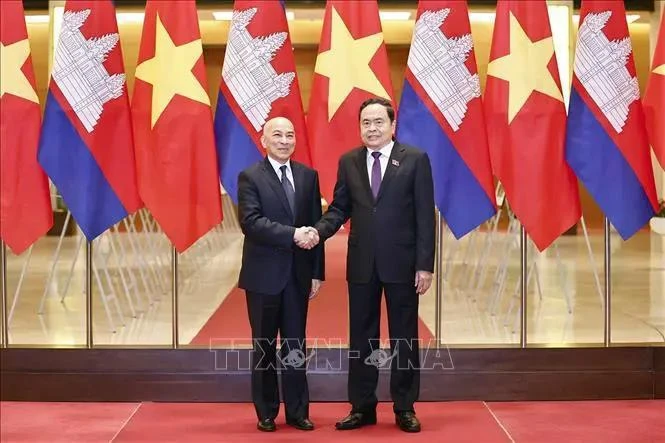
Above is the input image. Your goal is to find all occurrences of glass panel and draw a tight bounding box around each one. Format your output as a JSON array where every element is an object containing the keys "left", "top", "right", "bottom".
[
  {"left": 440, "top": 202, "right": 521, "bottom": 346},
  {"left": 178, "top": 194, "right": 245, "bottom": 348},
  {"left": 529, "top": 219, "right": 605, "bottom": 345},
  {"left": 611, "top": 228, "right": 665, "bottom": 344},
  {"left": 90, "top": 210, "right": 172, "bottom": 346},
  {"left": 7, "top": 209, "right": 85, "bottom": 346},
  {"left": 439, "top": 202, "right": 607, "bottom": 346}
]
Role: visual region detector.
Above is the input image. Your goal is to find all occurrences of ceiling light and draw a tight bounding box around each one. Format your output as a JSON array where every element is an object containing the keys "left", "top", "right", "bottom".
[
  {"left": 469, "top": 12, "right": 496, "bottom": 23},
  {"left": 213, "top": 10, "right": 295, "bottom": 21},
  {"left": 25, "top": 15, "right": 49, "bottom": 24},
  {"left": 116, "top": 12, "right": 145, "bottom": 23},
  {"left": 379, "top": 11, "right": 412, "bottom": 21}
]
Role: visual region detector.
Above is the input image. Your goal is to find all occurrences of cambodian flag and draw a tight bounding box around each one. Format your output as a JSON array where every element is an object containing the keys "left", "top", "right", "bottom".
[
  {"left": 37, "top": 0, "right": 141, "bottom": 241},
  {"left": 214, "top": 0, "right": 310, "bottom": 203},
  {"left": 396, "top": 1, "right": 496, "bottom": 238},
  {"left": 566, "top": 0, "right": 658, "bottom": 239}
]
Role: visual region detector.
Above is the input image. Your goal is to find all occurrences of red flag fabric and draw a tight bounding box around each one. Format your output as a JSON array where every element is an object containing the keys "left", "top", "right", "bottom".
[
  {"left": 396, "top": 1, "right": 497, "bottom": 239},
  {"left": 644, "top": 15, "right": 665, "bottom": 170},
  {"left": 0, "top": 0, "right": 53, "bottom": 254},
  {"left": 37, "top": 0, "right": 142, "bottom": 241},
  {"left": 308, "top": 0, "right": 395, "bottom": 201},
  {"left": 131, "top": 0, "right": 222, "bottom": 252},
  {"left": 214, "top": 0, "right": 310, "bottom": 203},
  {"left": 484, "top": 0, "right": 581, "bottom": 251}
]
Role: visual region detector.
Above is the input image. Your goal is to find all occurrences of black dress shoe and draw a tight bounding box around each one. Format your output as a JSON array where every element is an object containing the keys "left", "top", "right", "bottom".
[
  {"left": 286, "top": 417, "right": 314, "bottom": 431},
  {"left": 257, "top": 418, "right": 276, "bottom": 432},
  {"left": 395, "top": 411, "right": 421, "bottom": 433},
  {"left": 335, "top": 411, "right": 377, "bottom": 430}
]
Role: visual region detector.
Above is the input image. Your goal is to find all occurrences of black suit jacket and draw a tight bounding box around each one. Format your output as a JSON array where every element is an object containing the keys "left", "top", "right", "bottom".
[
  {"left": 315, "top": 141, "right": 435, "bottom": 284},
  {"left": 237, "top": 157, "right": 325, "bottom": 295}
]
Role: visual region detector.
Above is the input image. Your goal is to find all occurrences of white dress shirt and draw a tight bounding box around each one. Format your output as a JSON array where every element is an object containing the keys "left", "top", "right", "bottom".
[
  {"left": 366, "top": 140, "right": 394, "bottom": 182},
  {"left": 267, "top": 156, "right": 295, "bottom": 191}
]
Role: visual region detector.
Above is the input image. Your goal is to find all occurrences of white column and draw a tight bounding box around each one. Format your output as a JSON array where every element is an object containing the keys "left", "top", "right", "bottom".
[{"left": 548, "top": 1, "right": 573, "bottom": 110}]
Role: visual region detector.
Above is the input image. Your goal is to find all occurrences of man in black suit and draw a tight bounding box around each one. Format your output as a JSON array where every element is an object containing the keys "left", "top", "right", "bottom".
[
  {"left": 315, "top": 98, "right": 435, "bottom": 433},
  {"left": 237, "top": 117, "right": 324, "bottom": 432}
]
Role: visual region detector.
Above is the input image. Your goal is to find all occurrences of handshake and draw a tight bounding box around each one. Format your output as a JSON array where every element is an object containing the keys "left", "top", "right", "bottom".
[{"left": 294, "top": 226, "right": 319, "bottom": 249}]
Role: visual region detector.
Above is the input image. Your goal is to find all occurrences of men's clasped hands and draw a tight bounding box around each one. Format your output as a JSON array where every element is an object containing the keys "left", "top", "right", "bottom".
[{"left": 294, "top": 227, "right": 319, "bottom": 249}]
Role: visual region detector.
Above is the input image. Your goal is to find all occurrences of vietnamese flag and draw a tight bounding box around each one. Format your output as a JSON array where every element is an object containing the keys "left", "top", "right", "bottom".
[
  {"left": 131, "top": 0, "right": 222, "bottom": 252},
  {"left": 644, "top": 15, "right": 665, "bottom": 169},
  {"left": 484, "top": 0, "right": 581, "bottom": 251},
  {"left": 0, "top": 0, "right": 53, "bottom": 254},
  {"left": 308, "top": 0, "right": 395, "bottom": 201}
]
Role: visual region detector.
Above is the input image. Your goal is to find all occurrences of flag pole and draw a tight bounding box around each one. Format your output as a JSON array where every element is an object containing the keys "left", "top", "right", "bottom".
[
  {"left": 604, "top": 218, "right": 611, "bottom": 346},
  {"left": 520, "top": 225, "right": 528, "bottom": 348},
  {"left": 1, "top": 241, "right": 8, "bottom": 348},
  {"left": 86, "top": 240, "right": 93, "bottom": 348},
  {"left": 435, "top": 211, "right": 443, "bottom": 346},
  {"left": 172, "top": 246, "right": 179, "bottom": 349}
]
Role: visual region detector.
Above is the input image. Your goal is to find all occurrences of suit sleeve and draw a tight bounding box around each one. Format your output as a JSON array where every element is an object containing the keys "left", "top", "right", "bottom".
[
  {"left": 315, "top": 157, "right": 351, "bottom": 239},
  {"left": 238, "top": 170, "right": 295, "bottom": 249},
  {"left": 414, "top": 152, "right": 435, "bottom": 273},
  {"left": 311, "top": 171, "right": 325, "bottom": 281}
]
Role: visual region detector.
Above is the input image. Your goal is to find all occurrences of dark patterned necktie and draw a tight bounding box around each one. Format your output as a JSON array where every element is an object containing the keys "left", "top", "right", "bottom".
[
  {"left": 280, "top": 165, "right": 295, "bottom": 218},
  {"left": 370, "top": 151, "right": 382, "bottom": 199}
]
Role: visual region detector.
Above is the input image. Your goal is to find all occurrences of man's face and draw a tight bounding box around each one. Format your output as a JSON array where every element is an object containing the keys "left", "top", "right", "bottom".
[
  {"left": 261, "top": 118, "right": 295, "bottom": 163},
  {"left": 360, "top": 103, "right": 395, "bottom": 150}
]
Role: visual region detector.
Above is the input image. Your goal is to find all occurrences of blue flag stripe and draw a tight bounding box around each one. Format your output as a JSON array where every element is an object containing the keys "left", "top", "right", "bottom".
[
  {"left": 397, "top": 81, "right": 495, "bottom": 238},
  {"left": 37, "top": 92, "right": 129, "bottom": 240},
  {"left": 214, "top": 91, "right": 263, "bottom": 203},
  {"left": 565, "top": 89, "right": 654, "bottom": 239}
]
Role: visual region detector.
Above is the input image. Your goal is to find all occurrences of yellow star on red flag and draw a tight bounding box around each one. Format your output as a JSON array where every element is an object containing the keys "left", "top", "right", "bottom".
[{"left": 314, "top": 6, "right": 390, "bottom": 121}]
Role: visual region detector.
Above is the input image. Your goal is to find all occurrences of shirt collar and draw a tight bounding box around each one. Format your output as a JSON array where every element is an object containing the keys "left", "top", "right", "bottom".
[
  {"left": 367, "top": 140, "right": 394, "bottom": 159},
  {"left": 267, "top": 156, "right": 291, "bottom": 176}
]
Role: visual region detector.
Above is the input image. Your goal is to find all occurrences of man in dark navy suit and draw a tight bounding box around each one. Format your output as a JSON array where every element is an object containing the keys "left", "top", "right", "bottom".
[
  {"left": 315, "top": 98, "right": 435, "bottom": 433},
  {"left": 237, "top": 117, "right": 324, "bottom": 432}
]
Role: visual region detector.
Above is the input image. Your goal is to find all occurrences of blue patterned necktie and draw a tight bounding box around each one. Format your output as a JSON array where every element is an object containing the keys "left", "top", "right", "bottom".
[{"left": 370, "top": 151, "right": 382, "bottom": 199}]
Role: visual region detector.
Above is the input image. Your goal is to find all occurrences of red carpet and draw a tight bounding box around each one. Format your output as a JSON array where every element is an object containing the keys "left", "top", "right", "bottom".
[
  {"left": 110, "top": 402, "right": 510, "bottom": 442},
  {"left": 488, "top": 400, "right": 665, "bottom": 442},
  {"left": 190, "top": 232, "right": 435, "bottom": 347},
  {"left": 3, "top": 400, "right": 664, "bottom": 442},
  {"left": 0, "top": 401, "right": 138, "bottom": 442}
]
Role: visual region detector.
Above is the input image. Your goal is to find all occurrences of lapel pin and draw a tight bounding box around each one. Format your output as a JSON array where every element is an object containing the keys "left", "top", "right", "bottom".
[{"left": 391, "top": 159, "right": 400, "bottom": 167}]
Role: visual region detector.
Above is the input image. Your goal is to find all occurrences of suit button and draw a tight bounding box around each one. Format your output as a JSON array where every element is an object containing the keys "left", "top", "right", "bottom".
[{"left": 372, "top": 207, "right": 377, "bottom": 213}]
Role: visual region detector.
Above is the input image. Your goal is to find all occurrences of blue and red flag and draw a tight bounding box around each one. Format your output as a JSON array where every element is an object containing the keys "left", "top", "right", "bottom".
[
  {"left": 566, "top": 0, "right": 658, "bottom": 238},
  {"left": 37, "top": 0, "right": 141, "bottom": 241},
  {"left": 396, "top": 1, "right": 496, "bottom": 238},
  {"left": 214, "top": 0, "right": 310, "bottom": 203}
]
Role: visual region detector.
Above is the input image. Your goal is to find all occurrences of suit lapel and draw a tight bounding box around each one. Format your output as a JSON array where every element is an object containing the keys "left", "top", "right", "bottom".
[
  {"left": 292, "top": 162, "right": 305, "bottom": 223},
  {"left": 355, "top": 148, "right": 374, "bottom": 203},
  {"left": 261, "top": 157, "right": 294, "bottom": 220},
  {"left": 376, "top": 142, "right": 406, "bottom": 203}
]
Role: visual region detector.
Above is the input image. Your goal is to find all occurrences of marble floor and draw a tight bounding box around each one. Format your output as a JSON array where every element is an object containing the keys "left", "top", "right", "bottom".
[{"left": 2, "top": 215, "right": 664, "bottom": 348}]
